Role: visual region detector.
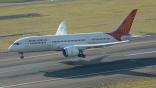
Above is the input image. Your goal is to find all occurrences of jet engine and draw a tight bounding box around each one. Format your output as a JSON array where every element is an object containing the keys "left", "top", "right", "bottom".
[{"left": 63, "top": 47, "right": 80, "bottom": 57}]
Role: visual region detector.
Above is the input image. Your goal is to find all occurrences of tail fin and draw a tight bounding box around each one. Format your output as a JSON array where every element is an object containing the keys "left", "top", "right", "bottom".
[{"left": 108, "top": 9, "right": 137, "bottom": 41}]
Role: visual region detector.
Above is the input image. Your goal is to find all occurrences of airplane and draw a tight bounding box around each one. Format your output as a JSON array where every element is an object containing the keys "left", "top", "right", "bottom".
[{"left": 8, "top": 9, "right": 138, "bottom": 59}]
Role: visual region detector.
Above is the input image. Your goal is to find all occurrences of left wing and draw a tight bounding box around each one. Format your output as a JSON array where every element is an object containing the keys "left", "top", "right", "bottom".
[
  {"left": 73, "top": 40, "right": 129, "bottom": 49},
  {"left": 56, "top": 20, "right": 68, "bottom": 35}
]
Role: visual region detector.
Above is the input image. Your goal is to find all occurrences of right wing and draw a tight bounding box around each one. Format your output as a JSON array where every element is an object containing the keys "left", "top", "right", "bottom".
[
  {"left": 73, "top": 40, "right": 129, "bottom": 49},
  {"left": 60, "top": 40, "right": 129, "bottom": 50}
]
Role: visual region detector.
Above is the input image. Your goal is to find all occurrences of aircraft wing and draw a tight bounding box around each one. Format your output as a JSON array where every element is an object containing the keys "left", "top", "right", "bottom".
[
  {"left": 73, "top": 40, "right": 129, "bottom": 49},
  {"left": 56, "top": 20, "right": 68, "bottom": 35}
]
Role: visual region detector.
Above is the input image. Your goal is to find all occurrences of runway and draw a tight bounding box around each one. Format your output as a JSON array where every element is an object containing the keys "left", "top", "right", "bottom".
[{"left": 0, "top": 35, "right": 156, "bottom": 88}]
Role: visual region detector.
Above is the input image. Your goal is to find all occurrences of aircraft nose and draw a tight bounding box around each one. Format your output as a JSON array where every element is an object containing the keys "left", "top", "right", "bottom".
[{"left": 8, "top": 44, "right": 14, "bottom": 52}]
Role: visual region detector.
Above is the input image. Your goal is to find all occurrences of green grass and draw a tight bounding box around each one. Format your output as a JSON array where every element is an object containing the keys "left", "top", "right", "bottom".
[
  {"left": 97, "top": 78, "right": 156, "bottom": 88},
  {"left": 0, "top": 0, "right": 156, "bottom": 51}
]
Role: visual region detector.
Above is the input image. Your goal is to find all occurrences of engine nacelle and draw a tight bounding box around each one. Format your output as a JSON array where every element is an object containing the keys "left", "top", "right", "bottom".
[{"left": 63, "top": 47, "right": 80, "bottom": 57}]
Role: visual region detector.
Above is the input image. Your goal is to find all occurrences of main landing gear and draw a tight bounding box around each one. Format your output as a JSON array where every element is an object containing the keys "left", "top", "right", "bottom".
[
  {"left": 78, "top": 50, "right": 86, "bottom": 58},
  {"left": 19, "top": 52, "right": 24, "bottom": 59}
]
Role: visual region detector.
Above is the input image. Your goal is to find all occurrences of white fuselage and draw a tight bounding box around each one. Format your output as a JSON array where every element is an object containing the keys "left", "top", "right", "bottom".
[{"left": 9, "top": 32, "right": 117, "bottom": 52}]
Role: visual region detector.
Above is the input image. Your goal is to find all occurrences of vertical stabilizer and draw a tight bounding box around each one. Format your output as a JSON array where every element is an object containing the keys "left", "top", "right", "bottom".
[
  {"left": 108, "top": 9, "right": 137, "bottom": 41},
  {"left": 56, "top": 20, "right": 68, "bottom": 35}
]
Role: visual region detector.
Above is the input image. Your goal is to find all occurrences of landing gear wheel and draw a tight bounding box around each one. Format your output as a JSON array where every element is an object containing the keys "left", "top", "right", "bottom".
[
  {"left": 78, "top": 54, "right": 86, "bottom": 58},
  {"left": 78, "top": 50, "right": 86, "bottom": 58},
  {"left": 20, "top": 55, "right": 24, "bottom": 59},
  {"left": 19, "top": 52, "right": 24, "bottom": 59}
]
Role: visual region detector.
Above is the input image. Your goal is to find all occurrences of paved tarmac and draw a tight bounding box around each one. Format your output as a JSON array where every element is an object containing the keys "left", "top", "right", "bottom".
[{"left": 0, "top": 35, "right": 156, "bottom": 88}]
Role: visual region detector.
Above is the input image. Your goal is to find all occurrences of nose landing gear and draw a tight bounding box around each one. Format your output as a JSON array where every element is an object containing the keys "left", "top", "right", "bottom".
[{"left": 19, "top": 52, "right": 24, "bottom": 59}]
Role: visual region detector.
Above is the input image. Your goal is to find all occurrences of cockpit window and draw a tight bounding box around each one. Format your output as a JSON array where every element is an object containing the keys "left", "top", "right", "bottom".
[{"left": 13, "top": 43, "right": 20, "bottom": 45}]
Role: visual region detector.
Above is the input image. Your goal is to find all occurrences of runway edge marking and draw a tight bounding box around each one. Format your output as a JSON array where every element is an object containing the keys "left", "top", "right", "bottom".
[{"left": 125, "top": 50, "right": 156, "bottom": 56}]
